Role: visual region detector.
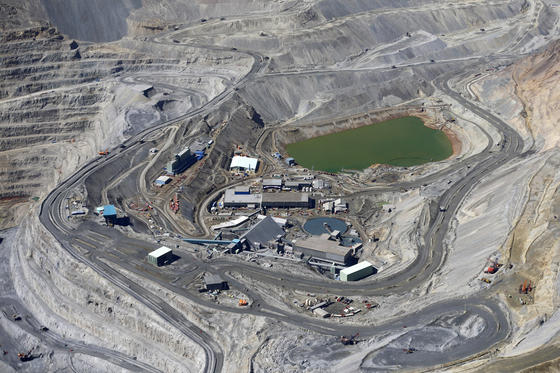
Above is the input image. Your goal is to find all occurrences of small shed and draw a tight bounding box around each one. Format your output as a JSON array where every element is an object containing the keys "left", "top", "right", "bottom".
[
  {"left": 340, "top": 261, "right": 373, "bottom": 281},
  {"left": 148, "top": 246, "right": 173, "bottom": 267},
  {"left": 204, "top": 274, "right": 226, "bottom": 291}
]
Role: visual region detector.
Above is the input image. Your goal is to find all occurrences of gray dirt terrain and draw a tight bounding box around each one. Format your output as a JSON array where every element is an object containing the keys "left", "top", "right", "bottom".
[{"left": 3, "top": 0, "right": 560, "bottom": 372}]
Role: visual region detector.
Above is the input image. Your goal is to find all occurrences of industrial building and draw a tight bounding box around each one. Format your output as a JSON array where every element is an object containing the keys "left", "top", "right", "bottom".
[
  {"left": 155, "top": 175, "right": 172, "bottom": 187},
  {"left": 166, "top": 146, "right": 195, "bottom": 176},
  {"left": 334, "top": 199, "right": 347, "bottom": 213},
  {"left": 263, "top": 179, "right": 282, "bottom": 190},
  {"left": 211, "top": 216, "right": 249, "bottom": 230},
  {"left": 230, "top": 156, "right": 258, "bottom": 174},
  {"left": 239, "top": 216, "right": 285, "bottom": 251},
  {"left": 340, "top": 261, "right": 373, "bottom": 281},
  {"left": 257, "top": 214, "right": 287, "bottom": 228},
  {"left": 222, "top": 189, "right": 310, "bottom": 209},
  {"left": 284, "top": 181, "right": 311, "bottom": 190},
  {"left": 293, "top": 234, "right": 352, "bottom": 264},
  {"left": 190, "top": 137, "right": 209, "bottom": 160},
  {"left": 223, "top": 189, "right": 262, "bottom": 208},
  {"left": 165, "top": 136, "right": 210, "bottom": 176},
  {"left": 313, "top": 180, "right": 330, "bottom": 189},
  {"left": 286, "top": 157, "right": 295, "bottom": 166},
  {"left": 234, "top": 186, "right": 250, "bottom": 194},
  {"left": 262, "top": 193, "right": 310, "bottom": 209},
  {"left": 204, "top": 274, "right": 226, "bottom": 291},
  {"left": 148, "top": 246, "right": 173, "bottom": 267},
  {"left": 103, "top": 205, "right": 117, "bottom": 225}
]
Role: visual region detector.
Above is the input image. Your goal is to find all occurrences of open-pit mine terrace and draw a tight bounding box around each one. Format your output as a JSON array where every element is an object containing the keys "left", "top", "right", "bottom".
[{"left": 2, "top": 0, "right": 560, "bottom": 372}]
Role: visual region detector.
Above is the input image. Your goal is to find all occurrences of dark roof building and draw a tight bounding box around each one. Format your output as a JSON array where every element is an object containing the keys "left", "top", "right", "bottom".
[
  {"left": 262, "top": 193, "right": 310, "bottom": 208},
  {"left": 239, "top": 216, "right": 285, "bottom": 251},
  {"left": 204, "top": 274, "right": 226, "bottom": 290}
]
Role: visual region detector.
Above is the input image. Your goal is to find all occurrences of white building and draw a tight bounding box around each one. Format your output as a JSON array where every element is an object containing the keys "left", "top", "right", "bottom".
[
  {"left": 334, "top": 198, "right": 347, "bottom": 213},
  {"left": 230, "top": 156, "right": 258, "bottom": 174}
]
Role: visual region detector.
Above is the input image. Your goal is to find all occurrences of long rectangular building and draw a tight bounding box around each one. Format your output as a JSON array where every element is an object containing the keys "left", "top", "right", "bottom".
[
  {"left": 262, "top": 193, "right": 310, "bottom": 208},
  {"left": 222, "top": 189, "right": 310, "bottom": 209},
  {"left": 340, "top": 261, "right": 373, "bottom": 281},
  {"left": 293, "top": 233, "right": 352, "bottom": 263},
  {"left": 223, "top": 189, "right": 262, "bottom": 208}
]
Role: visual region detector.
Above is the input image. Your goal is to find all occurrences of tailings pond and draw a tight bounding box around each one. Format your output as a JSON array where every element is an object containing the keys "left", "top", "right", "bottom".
[{"left": 286, "top": 116, "right": 453, "bottom": 172}]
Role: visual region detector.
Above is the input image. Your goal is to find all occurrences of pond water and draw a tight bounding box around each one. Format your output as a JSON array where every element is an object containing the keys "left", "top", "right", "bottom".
[{"left": 286, "top": 116, "right": 453, "bottom": 173}]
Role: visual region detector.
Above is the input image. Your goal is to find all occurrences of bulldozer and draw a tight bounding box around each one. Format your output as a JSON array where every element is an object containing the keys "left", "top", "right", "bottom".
[{"left": 341, "top": 333, "right": 359, "bottom": 345}]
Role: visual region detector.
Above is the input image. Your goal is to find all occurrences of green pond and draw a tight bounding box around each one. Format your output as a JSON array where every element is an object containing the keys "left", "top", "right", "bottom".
[{"left": 286, "top": 116, "right": 453, "bottom": 173}]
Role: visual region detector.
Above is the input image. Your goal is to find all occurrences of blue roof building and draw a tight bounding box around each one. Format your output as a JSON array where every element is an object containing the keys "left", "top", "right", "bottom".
[{"left": 103, "top": 205, "right": 117, "bottom": 218}]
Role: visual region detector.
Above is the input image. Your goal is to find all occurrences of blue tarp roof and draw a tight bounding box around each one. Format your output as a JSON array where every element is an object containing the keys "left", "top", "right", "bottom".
[{"left": 103, "top": 205, "right": 117, "bottom": 216}]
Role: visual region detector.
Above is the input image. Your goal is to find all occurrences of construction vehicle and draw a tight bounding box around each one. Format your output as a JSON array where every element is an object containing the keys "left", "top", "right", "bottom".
[
  {"left": 18, "top": 347, "right": 34, "bottom": 361},
  {"left": 341, "top": 333, "right": 359, "bottom": 345},
  {"left": 520, "top": 280, "right": 533, "bottom": 294},
  {"left": 484, "top": 257, "right": 502, "bottom": 274},
  {"left": 98, "top": 150, "right": 108, "bottom": 155},
  {"left": 12, "top": 314, "right": 21, "bottom": 321},
  {"left": 239, "top": 299, "right": 248, "bottom": 306},
  {"left": 481, "top": 277, "right": 491, "bottom": 284}
]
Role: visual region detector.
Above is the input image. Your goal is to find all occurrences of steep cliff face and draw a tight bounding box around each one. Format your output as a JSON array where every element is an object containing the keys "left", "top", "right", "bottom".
[
  {"left": 472, "top": 39, "right": 560, "bottom": 152},
  {"left": 0, "top": 24, "right": 245, "bottom": 229},
  {"left": 0, "top": 0, "right": 295, "bottom": 43}
]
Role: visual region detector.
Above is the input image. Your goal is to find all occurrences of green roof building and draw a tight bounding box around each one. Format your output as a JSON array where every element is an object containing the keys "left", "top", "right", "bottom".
[{"left": 148, "top": 246, "right": 173, "bottom": 267}]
